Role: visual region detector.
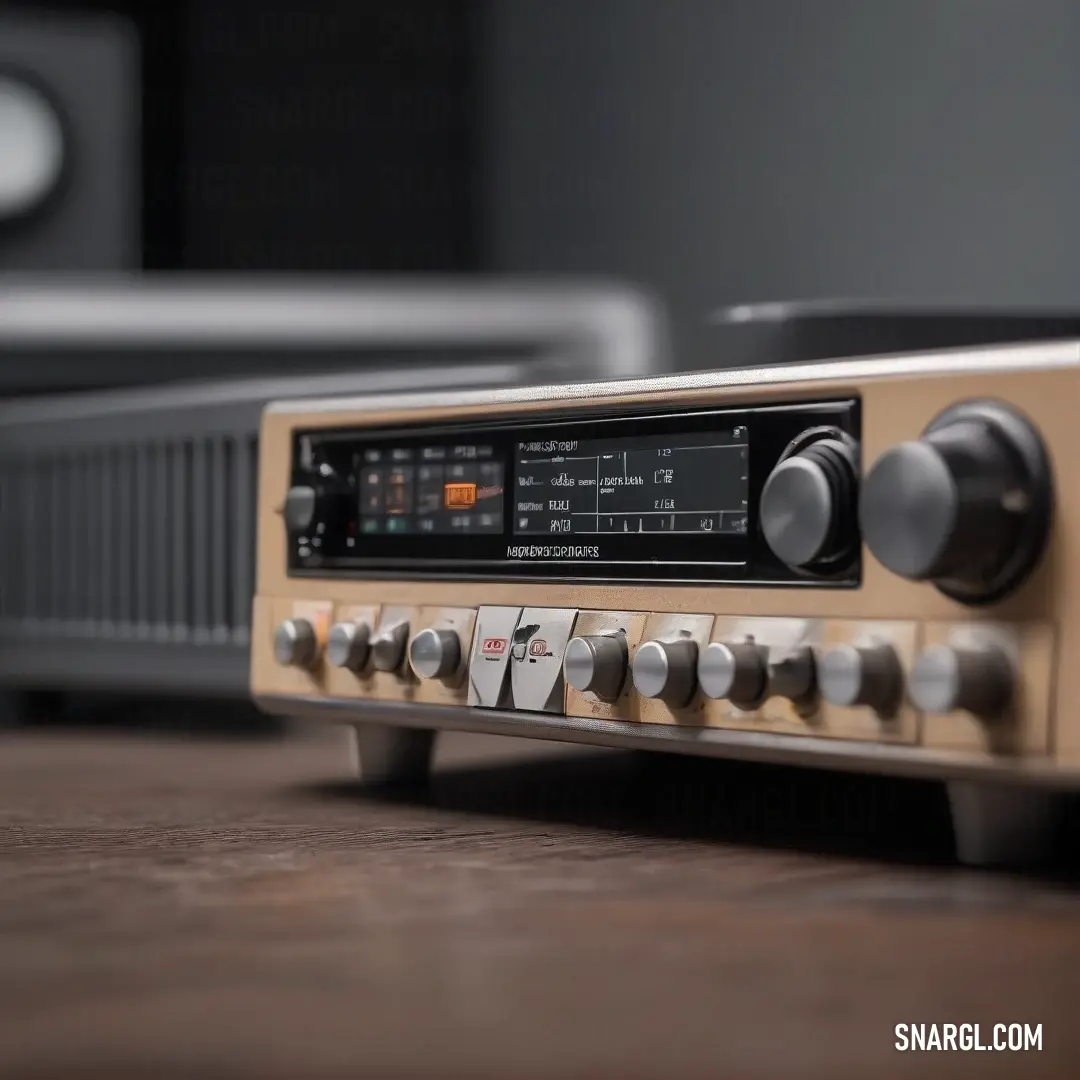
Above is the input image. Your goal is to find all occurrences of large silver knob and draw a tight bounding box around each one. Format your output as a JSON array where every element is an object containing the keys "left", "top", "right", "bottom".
[
  {"left": 371, "top": 621, "right": 410, "bottom": 672},
  {"left": 818, "top": 643, "right": 902, "bottom": 713},
  {"left": 563, "top": 634, "right": 628, "bottom": 700},
  {"left": 409, "top": 628, "right": 461, "bottom": 680},
  {"left": 698, "top": 641, "right": 768, "bottom": 706},
  {"left": 632, "top": 638, "right": 698, "bottom": 708},
  {"left": 860, "top": 401, "right": 1052, "bottom": 604},
  {"left": 273, "top": 618, "right": 319, "bottom": 668},
  {"left": 326, "top": 621, "right": 372, "bottom": 672},
  {"left": 766, "top": 645, "right": 817, "bottom": 703},
  {"left": 908, "top": 643, "right": 1014, "bottom": 718}
]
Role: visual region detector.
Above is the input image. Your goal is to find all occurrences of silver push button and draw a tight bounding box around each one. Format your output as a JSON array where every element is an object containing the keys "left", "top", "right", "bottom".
[
  {"left": 326, "top": 621, "right": 372, "bottom": 672},
  {"left": 818, "top": 643, "right": 902, "bottom": 713},
  {"left": 563, "top": 634, "right": 628, "bottom": 701},
  {"left": 908, "top": 643, "right": 1014, "bottom": 718},
  {"left": 698, "top": 640, "right": 768, "bottom": 707},
  {"left": 371, "top": 621, "right": 410, "bottom": 672},
  {"left": 409, "top": 628, "right": 461, "bottom": 680},
  {"left": 273, "top": 618, "right": 319, "bottom": 669},
  {"left": 632, "top": 638, "right": 698, "bottom": 708}
]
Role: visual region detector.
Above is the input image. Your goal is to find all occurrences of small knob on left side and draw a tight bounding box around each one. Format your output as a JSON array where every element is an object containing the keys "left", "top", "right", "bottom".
[
  {"left": 372, "top": 621, "right": 411, "bottom": 672},
  {"left": 327, "top": 621, "right": 372, "bottom": 672},
  {"left": 284, "top": 485, "right": 318, "bottom": 533},
  {"left": 274, "top": 618, "right": 319, "bottom": 668},
  {"left": 409, "top": 628, "right": 461, "bottom": 680}
]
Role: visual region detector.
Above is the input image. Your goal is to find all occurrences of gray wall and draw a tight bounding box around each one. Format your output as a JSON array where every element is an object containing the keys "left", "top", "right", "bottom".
[{"left": 485, "top": 0, "right": 1080, "bottom": 366}]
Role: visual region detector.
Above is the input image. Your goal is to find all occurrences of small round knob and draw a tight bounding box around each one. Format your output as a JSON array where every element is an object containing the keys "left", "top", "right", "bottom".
[
  {"left": 908, "top": 643, "right": 1014, "bottom": 718},
  {"left": 371, "top": 622, "right": 410, "bottom": 672},
  {"left": 766, "top": 645, "right": 817, "bottom": 703},
  {"left": 818, "top": 643, "right": 902, "bottom": 713},
  {"left": 326, "top": 621, "right": 372, "bottom": 671},
  {"left": 698, "top": 641, "right": 768, "bottom": 706},
  {"left": 632, "top": 638, "right": 699, "bottom": 707},
  {"left": 564, "top": 634, "right": 629, "bottom": 700},
  {"left": 273, "top": 618, "right": 318, "bottom": 668},
  {"left": 760, "top": 437, "right": 857, "bottom": 570},
  {"left": 860, "top": 401, "right": 1052, "bottom": 603},
  {"left": 409, "top": 628, "right": 461, "bottom": 680}
]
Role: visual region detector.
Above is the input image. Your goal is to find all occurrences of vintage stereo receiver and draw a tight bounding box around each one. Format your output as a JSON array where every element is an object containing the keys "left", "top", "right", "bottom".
[{"left": 252, "top": 339, "right": 1080, "bottom": 866}]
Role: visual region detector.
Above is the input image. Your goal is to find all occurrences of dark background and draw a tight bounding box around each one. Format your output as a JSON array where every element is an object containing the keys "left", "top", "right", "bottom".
[
  {"left": 14, "top": 0, "right": 1080, "bottom": 362},
  {"left": 34, "top": 0, "right": 482, "bottom": 274}
]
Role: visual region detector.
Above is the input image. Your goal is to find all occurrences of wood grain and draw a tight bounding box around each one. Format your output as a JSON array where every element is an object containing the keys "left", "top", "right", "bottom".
[{"left": 2, "top": 726, "right": 1080, "bottom": 1078}]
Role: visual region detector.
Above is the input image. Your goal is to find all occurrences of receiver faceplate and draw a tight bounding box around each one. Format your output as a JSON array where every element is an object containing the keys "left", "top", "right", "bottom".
[{"left": 252, "top": 341, "right": 1080, "bottom": 800}]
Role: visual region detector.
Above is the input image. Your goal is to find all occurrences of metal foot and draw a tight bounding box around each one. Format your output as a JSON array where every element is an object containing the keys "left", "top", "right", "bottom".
[
  {"left": 350, "top": 723, "right": 435, "bottom": 786},
  {"left": 947, "top": 780, "right": 1058, "bottom": 868}
]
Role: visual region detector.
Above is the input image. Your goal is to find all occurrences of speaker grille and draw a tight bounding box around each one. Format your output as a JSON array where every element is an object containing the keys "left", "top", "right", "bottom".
[{"left": 0, "top": 433, "right": 259, "bottom": 643}]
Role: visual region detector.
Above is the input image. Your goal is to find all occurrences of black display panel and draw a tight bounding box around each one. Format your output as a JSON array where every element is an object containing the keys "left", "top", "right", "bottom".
[{"left": 289, "top": 398, "right": 859, "bottom": 585}]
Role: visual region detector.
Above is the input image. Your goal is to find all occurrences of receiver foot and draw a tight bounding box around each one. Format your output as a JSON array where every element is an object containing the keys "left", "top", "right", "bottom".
[
  {"left": 351, "top": 723, "right": 435, "bottom": 786},
  {"left": 947, "top": 780, "right": 1058, "bottom": 868}
]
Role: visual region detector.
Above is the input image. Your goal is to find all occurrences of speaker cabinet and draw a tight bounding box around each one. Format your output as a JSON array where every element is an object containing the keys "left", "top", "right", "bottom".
[{"left": 0, "top": 11, "right": 138, "bottom": 269}]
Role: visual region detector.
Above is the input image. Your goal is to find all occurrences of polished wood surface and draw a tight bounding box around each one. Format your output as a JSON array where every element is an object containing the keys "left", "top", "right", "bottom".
[{"left": 3, "top": 724, "right": 1080, "bottom": 1079}]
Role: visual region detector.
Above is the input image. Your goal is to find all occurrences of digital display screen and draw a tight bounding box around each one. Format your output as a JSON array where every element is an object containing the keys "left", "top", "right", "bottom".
[
  {"left": 357, "top": 444, "right": 504, "bottom": 535},
  {"left": 513, "top": 426, "right": 748, "bottom": 537},
  {"left": 290, "top": 397, "right": 857, "bottom": 584}
]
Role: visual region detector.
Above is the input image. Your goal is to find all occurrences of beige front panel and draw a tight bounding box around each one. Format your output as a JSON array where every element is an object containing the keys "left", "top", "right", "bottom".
[{"left": 251, "top": 360, "right": 1080, "bottom": 773}]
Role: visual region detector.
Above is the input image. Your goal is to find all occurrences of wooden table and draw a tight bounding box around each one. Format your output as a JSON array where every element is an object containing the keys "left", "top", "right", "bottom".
[{"left": 2, "top": 723, "right": 1080, "bottom": 1079}]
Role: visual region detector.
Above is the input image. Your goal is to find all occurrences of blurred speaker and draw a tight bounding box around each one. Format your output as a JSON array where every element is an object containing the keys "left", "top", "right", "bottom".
[{"left": 0, "top": 10, "right": 139, "bottom": 270}]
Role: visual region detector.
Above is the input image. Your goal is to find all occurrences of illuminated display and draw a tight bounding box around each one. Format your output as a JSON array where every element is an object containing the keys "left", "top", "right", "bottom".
[{"left": 358, "top": 445, "right": 503, "bottom": 535}]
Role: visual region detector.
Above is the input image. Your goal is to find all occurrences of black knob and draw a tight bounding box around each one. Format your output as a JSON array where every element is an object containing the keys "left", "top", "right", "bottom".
[
  {"left": 760, "top": 434, "right": 858, "bottom": 571},
  {"left": 860, "top": 401, "right": 1052, "bottom": 604}
]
